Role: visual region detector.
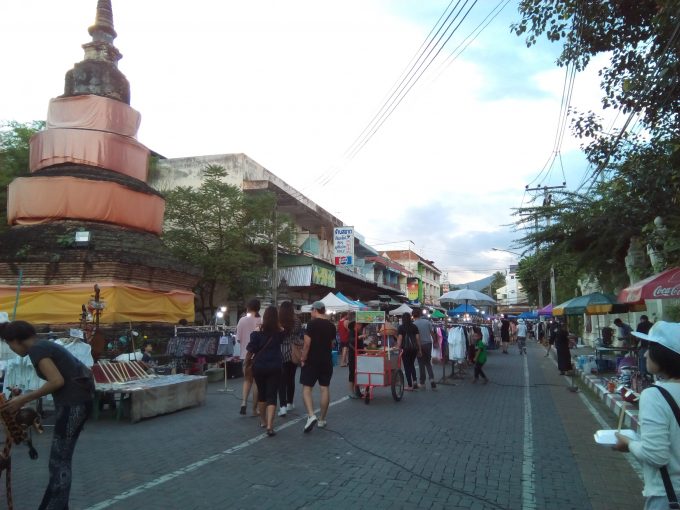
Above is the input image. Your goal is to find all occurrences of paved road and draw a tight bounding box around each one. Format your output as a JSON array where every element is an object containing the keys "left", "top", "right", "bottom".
[{"left": 10, "top": 342, "right": 644, "bottom": 509}]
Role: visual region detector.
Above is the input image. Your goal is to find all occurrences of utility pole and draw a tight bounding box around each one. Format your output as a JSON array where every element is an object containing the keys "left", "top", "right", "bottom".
[{"left": 525, "top": 184, "right": 566, "bottom": 307}]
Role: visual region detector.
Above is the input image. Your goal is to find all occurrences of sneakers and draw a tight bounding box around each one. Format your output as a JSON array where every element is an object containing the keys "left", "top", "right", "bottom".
[
  {"left": 286, "top": 403, "right": 294, "bottom": 412},
  {"left": 278, "top": 406, "right": 287, "bottom": 417},
  {"left": 318, "top": 419, "right": 327, "bottom": 428},
  {"left": 239, "top": 405, "right": 246, "bottom": 415},
  {"left": 304, "top": 415, "right": 318, "bottom": 433}
]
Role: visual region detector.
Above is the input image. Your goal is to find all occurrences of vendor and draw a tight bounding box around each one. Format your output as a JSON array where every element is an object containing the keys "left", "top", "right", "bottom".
[
  {"left": 0, "top": 320, "right": 94, "bottom": 510},
  {"left": 347, "top": 321, "right": 367, "bottom": 399},
  {"left": 141, "top": 341, "right": 154, "bottom": 364}
]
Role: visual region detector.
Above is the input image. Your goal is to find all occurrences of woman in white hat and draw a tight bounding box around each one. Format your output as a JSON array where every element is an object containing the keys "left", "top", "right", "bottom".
[{"left": 614, "top": 321, "right": 680, "bottom": 509}]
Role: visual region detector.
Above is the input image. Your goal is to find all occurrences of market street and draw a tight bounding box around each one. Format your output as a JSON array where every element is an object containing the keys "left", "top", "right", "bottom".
[{"left": 12, "top": 343, "right": 644, "bottom": 510}]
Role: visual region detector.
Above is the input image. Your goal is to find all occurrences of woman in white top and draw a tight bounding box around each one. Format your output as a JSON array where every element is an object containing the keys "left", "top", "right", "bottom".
[{"left": 614, "top": 321, "right": 680, "bottom": 510}]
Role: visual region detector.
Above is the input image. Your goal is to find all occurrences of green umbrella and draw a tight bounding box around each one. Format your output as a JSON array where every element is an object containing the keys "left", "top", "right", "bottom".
[{"left": 430, "top": 309, "right": 446, "bottom": 319}]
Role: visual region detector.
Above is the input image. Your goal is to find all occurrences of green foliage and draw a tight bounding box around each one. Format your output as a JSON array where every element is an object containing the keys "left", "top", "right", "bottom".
[
  {"left": 489, "top": 271, "right": 506, "bottom": 297},
  {"left": 516, "top": 252, "right": 580, "bottom": 306},
  {"left": 163, "top": 165, "right": 295, "bottom": 321},
  {"left": 512, "top": 1, "right": 679, "bottom": 143},
  {"left": 0, "top": 120, "right": 45, "bottom": 232},
  {"left": 511, "top": 4, "right": 680, "bottom": 292}
]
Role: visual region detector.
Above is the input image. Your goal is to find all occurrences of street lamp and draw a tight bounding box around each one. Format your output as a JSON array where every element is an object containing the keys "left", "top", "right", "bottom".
[{"left": 492, "top": 248, "right": 522, "bottom": 257}]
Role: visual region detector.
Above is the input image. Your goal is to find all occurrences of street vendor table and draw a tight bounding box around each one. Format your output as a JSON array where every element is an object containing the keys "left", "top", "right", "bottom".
[
  {"left": 94, "top": 374, "right": 207, "bottom": 422},
  {"left": 595, "top": 347, "right": 634, "bottom": 361}
]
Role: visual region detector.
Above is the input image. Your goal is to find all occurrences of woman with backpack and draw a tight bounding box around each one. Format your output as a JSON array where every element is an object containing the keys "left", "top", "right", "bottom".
[
  {"left": 397, "top": 313, "right": 421, "bottom": 391},
  {"left": 614, "top": 322, "right": 680, "bottom": 509}
]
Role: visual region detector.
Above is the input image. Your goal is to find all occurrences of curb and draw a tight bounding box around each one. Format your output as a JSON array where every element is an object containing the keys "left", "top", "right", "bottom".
[{"left": 575, "top": 368, "right": 640, "bottom": 432}]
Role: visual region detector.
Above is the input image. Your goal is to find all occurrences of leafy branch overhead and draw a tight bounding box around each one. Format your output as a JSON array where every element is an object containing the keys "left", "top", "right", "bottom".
[{"left": 510, "top": 1, "right": 680, "bottom": 300}]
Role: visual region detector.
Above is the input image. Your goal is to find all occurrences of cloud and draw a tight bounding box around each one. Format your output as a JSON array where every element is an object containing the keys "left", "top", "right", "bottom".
[{"left": 0, "top": 1, "right": 616, "bottom": 286}]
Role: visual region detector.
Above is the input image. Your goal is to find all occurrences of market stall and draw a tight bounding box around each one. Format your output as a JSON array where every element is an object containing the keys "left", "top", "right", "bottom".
[{"left": 353, "top": 311, "right": 404, "bottom": 404}]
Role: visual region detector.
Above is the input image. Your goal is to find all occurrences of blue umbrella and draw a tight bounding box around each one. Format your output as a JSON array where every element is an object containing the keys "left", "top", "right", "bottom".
[
  {"left": 518, "top": 311, "right": 538, "bottom": 320},
  {"left": 448, "top": 303, "right": 480, "bottom": 315}
]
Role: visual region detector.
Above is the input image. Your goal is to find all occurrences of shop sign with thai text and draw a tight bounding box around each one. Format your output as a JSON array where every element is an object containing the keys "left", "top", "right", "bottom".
[{"left": 333, "top": 226, "right": 354, "bottom": 266}]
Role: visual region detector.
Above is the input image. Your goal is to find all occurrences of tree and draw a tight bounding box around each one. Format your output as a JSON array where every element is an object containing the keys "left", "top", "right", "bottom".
[
  {"left": 511, "top": 2, "right": 680, "bottom": 291},
  {"left": 0, "top": 121, "right": 45, "bottom": 232},
  {"left": 488, "top": 271, "right": 506, "bottom": 297},
  {"left": 163, "top": 165, "right": 294, "bottom": 322},
  {"left": 512, "top": 2, "right": 680, "bottom": 149}
]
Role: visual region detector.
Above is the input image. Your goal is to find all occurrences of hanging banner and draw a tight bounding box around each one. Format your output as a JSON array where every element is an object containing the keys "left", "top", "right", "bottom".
[
  {"left": 407, "top": 277, "right": 419, "bottom": 302},
  {"left": 333, "top": 226, "right": 354, "bottom": 266},
  {"left": 356, "top": 311, "right": 385, "bottom": 324}
]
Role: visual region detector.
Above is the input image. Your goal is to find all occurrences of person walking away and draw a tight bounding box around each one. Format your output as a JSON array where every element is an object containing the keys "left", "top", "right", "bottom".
[
  {"left": 300, "top": 301, "right": 335, "bottom": 432},
  {"left": 277, "top": 301, "right": 302, "bottom": 417},
  {"left": 472, "top": 330, "right": 488, "bottom": 384},
  {"left": 614, "top": 322, "right": 680, "bottom": 509},
  {"left": 517, "top": 319, "right": 528, "bottom": 355},
  {"left": 237, "top": 299, "right": 262, "bottom": 416},
  {"left": 614, "top": 318, "right": 634, "bottom": 349},
  {"left": 509, "top": 319, "right": 518, "bottom": 345},
  {"left": 0, "top": 320, "right": 94, "bottom": 509},
  {"left": 500, "top": 318, "right": 510, "bottom": 354},
  {"left": 412, "top": 308, "right": 436, "bottom": 389},
  {"left": 555, "top": 321, "right": 573, "bottom": 375},
  {"left": 637, "top": 315, "right": 653, "bottom": 378},
  {"left": 546, "top": 320, "right": 558, "bottom": 357},
  {"left": 246, "top": 306, "right": 284, "bottom": 436},
  {"left": 538, "top": 321, "right": 545, "bottom": 345},
  {"left": 397, "top": 313, "right": 421, "bottom": 391},
  {"left": 338, "top": 312, "right": 350, "bottom": 367},
  {"left": 347, "top": 321, "right": 367, "bottom": 398}
]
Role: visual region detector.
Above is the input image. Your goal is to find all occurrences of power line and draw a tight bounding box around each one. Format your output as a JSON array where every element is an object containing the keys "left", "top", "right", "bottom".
[{"left": 309, "top": 0, "right": 481, "bottom": 190}]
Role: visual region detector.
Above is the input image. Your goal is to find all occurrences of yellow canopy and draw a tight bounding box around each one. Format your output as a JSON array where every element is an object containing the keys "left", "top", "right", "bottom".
[{"left": 0, "top": 282, "right": 194, "bottom": 324}]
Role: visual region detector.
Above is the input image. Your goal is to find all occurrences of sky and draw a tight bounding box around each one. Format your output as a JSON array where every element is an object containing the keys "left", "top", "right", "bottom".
[{"left": 0, "top": 0, "right": 619, "bottom": 285}]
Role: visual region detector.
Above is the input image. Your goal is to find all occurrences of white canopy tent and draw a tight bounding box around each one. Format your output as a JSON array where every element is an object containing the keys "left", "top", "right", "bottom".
[
  {"left": 301, "top": 292, "right": 359, "bottom": 313},
  {"left": 388, "top": 303, "right": 413, "bottom": 316}
]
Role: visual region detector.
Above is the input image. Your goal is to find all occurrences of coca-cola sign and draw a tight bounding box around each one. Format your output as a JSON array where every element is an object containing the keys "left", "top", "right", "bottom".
[{"left": 653, "top": 285, "right": 680, "bottom": 298}]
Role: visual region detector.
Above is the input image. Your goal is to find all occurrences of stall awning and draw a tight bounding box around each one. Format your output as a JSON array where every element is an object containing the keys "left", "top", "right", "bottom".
[{"left": 618, "top": 267, "right": 680, "bottom": 302}]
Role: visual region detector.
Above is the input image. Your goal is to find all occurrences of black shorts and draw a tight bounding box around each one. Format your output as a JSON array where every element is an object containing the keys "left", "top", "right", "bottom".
[{"left": 300, "top": 363, "right": 333, "bottom": 387}]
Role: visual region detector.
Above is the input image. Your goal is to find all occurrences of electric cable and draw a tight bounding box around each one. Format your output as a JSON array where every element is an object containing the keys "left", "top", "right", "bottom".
[
  {"left": 300, "top": 0, "right": 468, "bottom": 191},
  {"left": 310, "top": 0, "right": 481, "bottom": 190}
]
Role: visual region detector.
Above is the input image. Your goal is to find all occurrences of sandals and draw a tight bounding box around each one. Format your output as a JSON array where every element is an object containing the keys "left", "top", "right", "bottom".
[
  {"left": 239, "top": 405, "right": 246, "bottom": 415},
  {"left": 266, "top": 429, "right": 276, "bottom": 437}
]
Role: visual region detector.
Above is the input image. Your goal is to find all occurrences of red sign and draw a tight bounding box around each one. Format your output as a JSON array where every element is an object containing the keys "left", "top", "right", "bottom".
[{"left": 618, "top": 267, "right": 680, "bottom": 302}]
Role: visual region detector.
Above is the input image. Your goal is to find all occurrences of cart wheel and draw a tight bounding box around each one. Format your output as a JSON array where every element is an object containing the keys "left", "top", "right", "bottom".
[{"left": 391, "top": 369, "right": 404, "bottom": 401}]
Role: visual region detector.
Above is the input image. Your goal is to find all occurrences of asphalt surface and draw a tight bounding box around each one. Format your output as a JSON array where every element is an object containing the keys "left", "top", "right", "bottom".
[{"left": 9, "top": 341, "right": 644, "bottom": 509}]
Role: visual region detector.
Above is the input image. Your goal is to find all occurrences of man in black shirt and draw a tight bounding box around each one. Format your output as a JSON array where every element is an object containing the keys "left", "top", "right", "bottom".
[{"left": 300, "top": 301, "right": 336, "bottom": 433}]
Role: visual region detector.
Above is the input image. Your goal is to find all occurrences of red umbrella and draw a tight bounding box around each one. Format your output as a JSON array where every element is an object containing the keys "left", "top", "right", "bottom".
[{"left": 618, "top": 267, "right": 680, "bottom": 302}]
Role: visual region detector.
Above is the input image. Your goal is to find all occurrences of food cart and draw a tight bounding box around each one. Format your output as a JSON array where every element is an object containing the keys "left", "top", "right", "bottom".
[{"left": 353, "top": 311, "right": 404, "bottom": 404}]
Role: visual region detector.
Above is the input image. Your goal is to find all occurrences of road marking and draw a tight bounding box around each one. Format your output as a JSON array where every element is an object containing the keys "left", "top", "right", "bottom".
[
  {"left": 522, "top": 354, "right": 537, "bottom": 510},
  {"left": 548, "top": 353, "right": 644, "bottom": 481},
  {"left": 84, "top": 395, "right": 350, "bottom": 510}
]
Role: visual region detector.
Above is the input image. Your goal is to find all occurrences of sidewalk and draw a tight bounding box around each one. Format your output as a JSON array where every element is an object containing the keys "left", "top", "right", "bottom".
[{"left": 560, "top": 345, "right": 641, "bottom": 432}]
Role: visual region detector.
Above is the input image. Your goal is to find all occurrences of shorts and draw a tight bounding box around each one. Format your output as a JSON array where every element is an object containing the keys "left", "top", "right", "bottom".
[{"left": 300, "top": 363, "right": 333, "bottom": 387}]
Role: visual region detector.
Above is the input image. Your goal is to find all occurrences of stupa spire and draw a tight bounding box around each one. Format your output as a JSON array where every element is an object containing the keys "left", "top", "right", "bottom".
[
  {"left": 88, "top": 0, "right": 117, "bottom": 43},
  {"left": 62, "top": 0, "right": 130, "bottom": 103}
]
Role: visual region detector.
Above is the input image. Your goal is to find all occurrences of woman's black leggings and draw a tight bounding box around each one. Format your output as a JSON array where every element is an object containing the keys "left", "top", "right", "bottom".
[
  {"left": 402, "top": 350, "right": 418, "bottom": 387},
  {"left": 278, "top": 361, "right": 297, "bottom": 406},
  {"left": 39, "top": 402, "right": 91, "bottom": 510}
]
